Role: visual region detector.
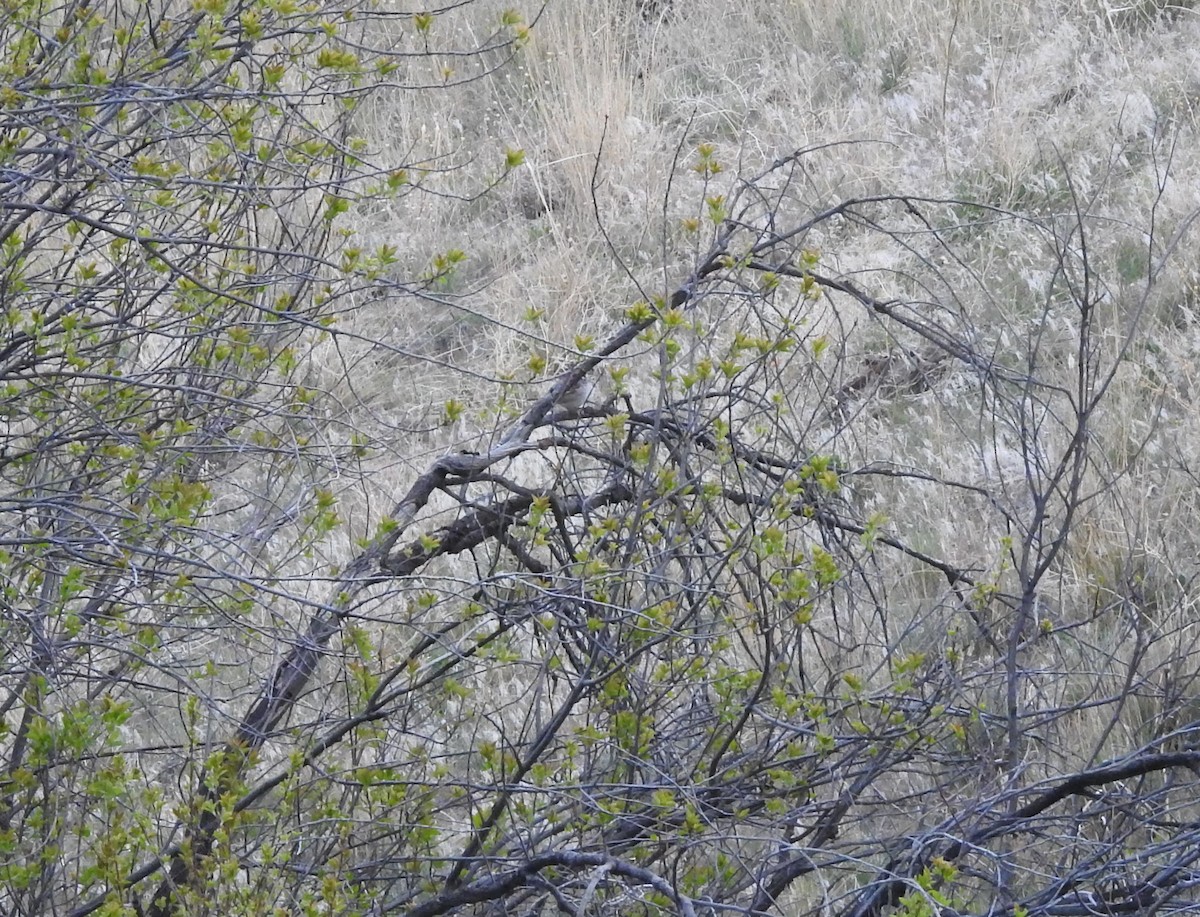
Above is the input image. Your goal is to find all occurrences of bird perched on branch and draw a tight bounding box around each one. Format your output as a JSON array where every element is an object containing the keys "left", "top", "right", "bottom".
[{"left": 556, "top": 371, "right": 596, "bottom": 412}]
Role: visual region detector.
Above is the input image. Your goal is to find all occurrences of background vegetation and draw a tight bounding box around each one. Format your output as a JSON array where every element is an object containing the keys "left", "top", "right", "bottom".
[{"left": 2, "top": 0, "right": 1200, "bottom": 915}]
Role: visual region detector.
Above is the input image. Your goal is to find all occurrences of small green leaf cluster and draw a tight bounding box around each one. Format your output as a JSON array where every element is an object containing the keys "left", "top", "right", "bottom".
[{"left": 895, "top": 858, "right": 961, "bottom": 917}]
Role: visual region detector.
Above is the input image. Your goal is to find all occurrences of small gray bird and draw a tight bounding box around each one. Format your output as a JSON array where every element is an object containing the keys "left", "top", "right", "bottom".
[{"left": 556, "top": 372, "right": 596, "bottom": 412}]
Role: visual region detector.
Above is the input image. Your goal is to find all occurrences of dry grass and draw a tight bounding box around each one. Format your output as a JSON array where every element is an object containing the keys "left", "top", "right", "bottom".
[
  {"left": 89, "top": 2, "right": 1200, "bottom": 909},
  {"left": 300, "top": 0, "right": 1200, "bottom": 800}
]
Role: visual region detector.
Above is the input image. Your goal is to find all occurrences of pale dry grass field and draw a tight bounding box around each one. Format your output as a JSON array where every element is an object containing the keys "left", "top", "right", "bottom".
[{"left": 335, "top": 0, "right": 1200, "bottom": 703}]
